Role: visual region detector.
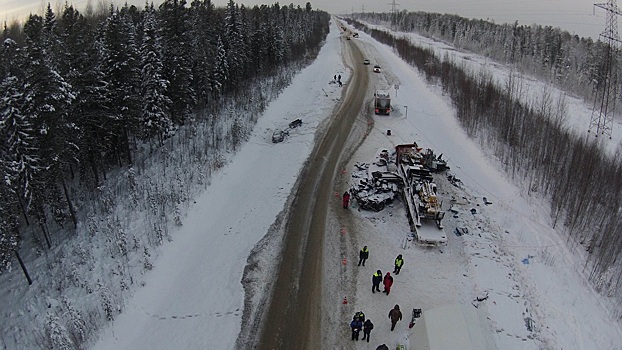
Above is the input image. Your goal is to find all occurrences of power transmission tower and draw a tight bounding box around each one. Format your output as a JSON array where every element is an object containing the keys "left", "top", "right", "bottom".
[
  {"left": 390, "top": 0, "right": 399, "bottom": 31},
  {"left": 590, "top": 0, "right": 622, "bottom": 139}
]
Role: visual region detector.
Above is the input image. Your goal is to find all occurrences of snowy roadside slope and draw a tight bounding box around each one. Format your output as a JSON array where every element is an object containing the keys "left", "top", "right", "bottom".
[
  {"left": 90, "top": 23, "right": 349, "bottom": 350},
  {"left": 335, "top": 24, "right": 622, "bottom": 350}
]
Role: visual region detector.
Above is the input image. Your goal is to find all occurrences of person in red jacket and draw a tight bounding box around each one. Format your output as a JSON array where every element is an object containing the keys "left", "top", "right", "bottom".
[
  {"left": 343, "top": 191, "right": 351, "bottom": 209},
  {"left": 383, "top": 272, "right": 394, "bottom": 295}
]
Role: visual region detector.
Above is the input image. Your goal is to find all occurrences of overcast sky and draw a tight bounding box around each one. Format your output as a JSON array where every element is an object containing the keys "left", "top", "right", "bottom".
[{"left": 0, "top": 0, "right": 608, "bottom": 40}]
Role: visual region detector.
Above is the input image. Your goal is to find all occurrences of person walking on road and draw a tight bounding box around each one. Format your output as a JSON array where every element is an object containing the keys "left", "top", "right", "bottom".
[
  {"left": 358, "top": 246, "right": 369, "bottom": 266},
  {"left": 383, "top": 272, "right": 394, "bottom": 295},
  {"left": 372, "top": 270, "right": 382, "bottom": 293},
  {"left": 342, "top": 191, "right": 351, "bottom": 209},
  {"left": 388, "top": 304, "right": 402, "bottom": 331},
  {"left": 394, "top": 254, "right": 404, "bottom": 274},
  {"left": 350, "top": 317, "right": 363, "bottom": 340},
  {"left": 362, "top": 319, "right": 374, "bottom": 342}
]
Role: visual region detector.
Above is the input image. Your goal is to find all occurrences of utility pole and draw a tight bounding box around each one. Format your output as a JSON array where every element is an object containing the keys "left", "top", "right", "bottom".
[{"left": 590, "top": 0, "right": 621, "bottom": 139}]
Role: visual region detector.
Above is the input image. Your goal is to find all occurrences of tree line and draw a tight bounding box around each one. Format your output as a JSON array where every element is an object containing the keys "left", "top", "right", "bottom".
[
  {"left": 355, "top": 11, "right": 620, "bottom": 112},
  {"left": 347, "top": 17, "right": 622, "bottom": 316},
  {"left": 0, "top": 0, "right": 329, "bottom": 277}
]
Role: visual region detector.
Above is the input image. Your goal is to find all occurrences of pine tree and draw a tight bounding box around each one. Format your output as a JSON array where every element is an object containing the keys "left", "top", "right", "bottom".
[
  {"left": 140, "top": 3, "right": 172, "bottom": 142},
  {"left": 212, "top": 35, "right": 228, "bottom": 97},
  {"left": 58, "top": 4, "right": 112, "bottom": 187},
  {"left": 223, "top": 0, "right": 248, "bottom": 90},
  {"left": 22, "top": 14, "right": 76, "bottom": 219},
  {"left": 188, "top": 0, "right": 219, "bottom": 107},
  {"left": 159, "top": 0, "right": 195, "bottom": 124},
  {"left": 99, "top": 7, "right": 141, "bottom": 165}
]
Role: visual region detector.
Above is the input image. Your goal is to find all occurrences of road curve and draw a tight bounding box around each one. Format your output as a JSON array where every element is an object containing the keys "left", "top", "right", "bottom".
[{"left": 257, "top": 30, "right": 369, "bottom": 349}]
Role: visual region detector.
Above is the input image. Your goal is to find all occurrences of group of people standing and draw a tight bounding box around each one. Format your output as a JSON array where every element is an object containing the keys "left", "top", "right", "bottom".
[
  {"left": 348, "top": 245, "right": 406, "bottom": 345},
  {"left": 349, "top": 305, "right": 403, "bottom": 343},
  {"left": 334, "top": 74, "right": 343, "bottom": 87},
  {"left": 350, "top": 311, "right": 374, "bottom": 342},
  {"left": 364, "top": 250, "right": 403, "bottom": 295}
]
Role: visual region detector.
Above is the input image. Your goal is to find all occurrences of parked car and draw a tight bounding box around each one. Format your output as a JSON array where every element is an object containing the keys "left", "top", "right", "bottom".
[
  {"left": 373, "top": 65, "right": 381, "bottom": 73},
  {"left": 289, "top": 119, "right": 302, "bottom": 128},
  {"left": 363, "top": 59, "right": 370, "bottom": 65},
  {"left": 272, "top": 130, "right": 288, "bottom": 143}
]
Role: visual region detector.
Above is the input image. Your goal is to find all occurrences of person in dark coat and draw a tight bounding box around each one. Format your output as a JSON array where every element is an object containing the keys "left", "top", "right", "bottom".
[
  {"left": 372, "top": 270, "right": 382, "bottom": 293},
  {"left": 358, "top": 246, "right": 369, "bottom": 266},
  {"left": 362, "top": 319, "right": 374, "bottom": 342},
  {"left": 376, "top": 345, "right": 389, "bottom": 350},
  {"left": 350, "top": 318, "right": 363, "bottom": 340},
  {"left": 394, "top": 254, "right": 404, "bottom": 274},
  {"left": 388, "top": 304, "right": 402, "bottom": 331},
  {"left": 383, "top": 272, "right": 394, "bottom": 295},
  {"left": 343, "top": 191, "right": 351, "bottom": 209}
]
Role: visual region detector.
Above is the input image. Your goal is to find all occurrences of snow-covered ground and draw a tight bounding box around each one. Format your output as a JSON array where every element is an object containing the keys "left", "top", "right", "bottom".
[{"left": 84, "top": 18, "right": 621, "bottom": 350}]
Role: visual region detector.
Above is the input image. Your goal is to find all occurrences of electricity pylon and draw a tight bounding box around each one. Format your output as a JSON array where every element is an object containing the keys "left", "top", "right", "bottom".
[
  {"left": 590, "top": 0, "right": 622, "bottom": 139},
  {"left": 390, "top": 0, "right": 399, "bottom": 31}
]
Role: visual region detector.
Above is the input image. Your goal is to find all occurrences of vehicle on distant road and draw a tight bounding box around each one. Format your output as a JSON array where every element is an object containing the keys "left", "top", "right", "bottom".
[
  {"left": 364, "top": 59, "right": 370, "bottom": 65},
  {"left": 373, "top": 65, "right": 381, "bottom": 73}
]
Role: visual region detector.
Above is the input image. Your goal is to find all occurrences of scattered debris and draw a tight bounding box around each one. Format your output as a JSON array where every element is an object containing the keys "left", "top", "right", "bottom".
[
  {"left": 454, "top": 227, "right": 469, "bottom": 236},
  {"left": 447, "top": 173, "right": 463, "bottom": 188},
  {"left": 472, "top": 291, "right": 489, "bottom": 307},
  {"left": 476, "top": 292, "right": 489, "bottom": 302},
  {"left": 483, "top": 196, "right": 493, "bottom": 205},
  {"left": 470, "top": 208, "right": 477, "bottom": 215},
  {"left": 524, "top": 317, "right": 534, "bottom": 332}
]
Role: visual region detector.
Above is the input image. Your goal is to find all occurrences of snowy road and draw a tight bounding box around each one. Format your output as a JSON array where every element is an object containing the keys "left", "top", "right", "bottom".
[{"left": 257, "top": 25, "right": 370, "bottom": 349}]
